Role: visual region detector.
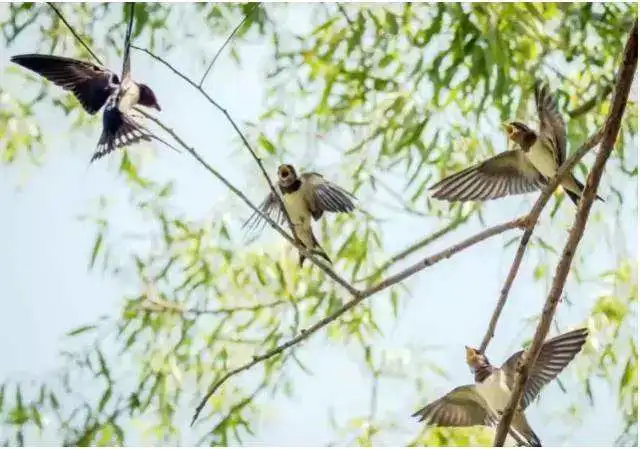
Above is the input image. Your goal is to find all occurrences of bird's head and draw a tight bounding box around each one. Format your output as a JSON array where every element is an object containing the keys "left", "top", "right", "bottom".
[
  {"left": 465, "top": 346, "right": 490, "bottom": 371},
  {"left": 277, "top": 164, "right": 297, "bottom": 187},
  {"left": 138, "top": 83, "right": 161, "bottom": 111},
  {"left": 502, "top": 121, "right": 537, "bottom": 148}
]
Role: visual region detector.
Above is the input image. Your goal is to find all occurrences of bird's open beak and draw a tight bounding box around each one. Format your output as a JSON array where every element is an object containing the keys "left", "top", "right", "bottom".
[
  {"left": 502, "top": 122, "right": 513, "bottom": 135},
  {"left": 154, "top": 103, "right": 162, "bottom": 111},
  {"left": 464, "top": 346, "right": 475, "bottom": 360}
]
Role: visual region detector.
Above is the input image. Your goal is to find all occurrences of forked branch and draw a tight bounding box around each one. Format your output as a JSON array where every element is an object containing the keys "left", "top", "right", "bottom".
[{"left": 493, "top": 19, "right": 637, "bottom": 447}]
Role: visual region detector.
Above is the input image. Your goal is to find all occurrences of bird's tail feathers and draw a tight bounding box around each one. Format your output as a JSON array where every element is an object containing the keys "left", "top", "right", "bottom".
[
  {"left": 298, "top": 233, "right": 332, "bottom": 267},
  {"left": 564, "top": 176, "right": 604, "bottom": 207},
  {"left": 91, "top": 113, "right": 181, "bottom": 163}
]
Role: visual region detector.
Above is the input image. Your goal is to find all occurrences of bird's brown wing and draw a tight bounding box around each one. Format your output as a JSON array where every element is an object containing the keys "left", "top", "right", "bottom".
[
  {"left": 535, "top": 81, "right": 566, "bottom": 165},
  {"left": 429, "top": 151, "right": 545, "bottom": 202},
  {"left": 11, "top": 54, "right": 117, "bottom": 114},
  {"left": 242, "top": 190, "right": 285, "bottom": 235},
  {"left": 300, "top": 172, "right": 356, "bottom": 220},
  {"left": 501, "top": 328, "right": 588, "bottom": 409},
  {"left": 412, "top": 385, "right": 496, "bottom": 427}
]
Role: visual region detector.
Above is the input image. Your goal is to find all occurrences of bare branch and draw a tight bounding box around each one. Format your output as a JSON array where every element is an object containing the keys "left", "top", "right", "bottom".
[
  {"left": 358, "top": 207, "right": 475, "bottom": 283},
  {"left": 191, "top": 215, "right": 524, "bottom": 425},
  {"left": 494, "top": 20, "right": 637, "bottom": 447},
  {"left": 198, "top": 4, "right": 259, "bottom": 87},
  {"left": 568, "top": 84, "right": 613, "bottom": 118},
  {"left": 478, "top": 127, "right": 604, "bottom": 353},
  {"left": 47, "top": 3, "right": 103, "bottom": 65}
]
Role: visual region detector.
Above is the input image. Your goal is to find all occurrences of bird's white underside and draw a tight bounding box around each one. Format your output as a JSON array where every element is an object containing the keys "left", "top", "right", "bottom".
[
  {"left": 475, "top": 370, "right": 512, "bottom": 414},
  {"left": 525, "top": 140, "right": 558, "bottom": 179}
]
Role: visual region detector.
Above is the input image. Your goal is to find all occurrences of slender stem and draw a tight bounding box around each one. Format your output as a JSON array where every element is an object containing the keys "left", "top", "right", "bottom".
[
  {"left": 494, "top": 20, "right": 637, "bottom": 447},
  {"left": 47, "top": 3, "right": 103, "bottom": 65},
  {"left": 198, "top": 4, "right": 259, "bottom": 87}
]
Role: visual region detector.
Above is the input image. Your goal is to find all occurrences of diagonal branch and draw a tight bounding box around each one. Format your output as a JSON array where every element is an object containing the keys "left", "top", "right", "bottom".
[
  {"left": 478, "top": 128, "right": 604, "bottom": 353},
  {"left": 191, "top": 215, "right": 525, "bottom": 425},
  {"left": 493, "top": 19, "right": 637, "bottom": 447}
]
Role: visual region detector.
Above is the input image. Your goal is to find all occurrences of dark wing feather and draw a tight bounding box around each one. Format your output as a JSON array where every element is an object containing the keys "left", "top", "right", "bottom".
[
  {"left": 501, "top": 328, "right": 588, "bottom": 409},
  {"left": 429, "top": 151, "right": 545, "bottom": 202},
  {"left": 91, "top": 112, "right": 153, "bottom": 162},
  {"left": 300, "top": 172, "right": 356, "bottom": 220},
  {"left": 242, "top": 191, "right": 285, "bottom": 235},
  {"left": 412, "top": 385, "right": 496, "bottom": 428},
  {"left": 11, "top": 54, "right": 118, "bottom": 114},
  {"left": 535, "top": 81, "right": 566, "bottom": 165}
]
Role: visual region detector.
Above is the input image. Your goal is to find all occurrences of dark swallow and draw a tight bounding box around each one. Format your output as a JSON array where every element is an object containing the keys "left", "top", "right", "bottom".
[
  {"left": 244, "top": 164, "right": 356, "bottom": 266},
  {"left": 10, "top": 53, "right": 163, "bottom": 162}
]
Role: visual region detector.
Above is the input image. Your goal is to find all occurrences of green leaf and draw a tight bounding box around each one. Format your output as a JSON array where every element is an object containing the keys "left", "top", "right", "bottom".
[{"left": 66, "top": 324, "right": 98, "bottom": 337}]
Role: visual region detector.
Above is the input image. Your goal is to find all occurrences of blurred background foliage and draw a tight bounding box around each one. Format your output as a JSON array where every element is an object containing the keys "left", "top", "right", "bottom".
[{"left": 0, "top": 2, "right": 637, "bottom": 446}]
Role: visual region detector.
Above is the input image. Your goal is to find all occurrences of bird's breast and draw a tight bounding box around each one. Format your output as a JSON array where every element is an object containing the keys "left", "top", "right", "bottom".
[
  {"left": 525, "top": 140, "right": 557, "bottom": 179},
  {"left": 283, "top": 191, "right": 310, "bottom": 226},
  {"left": 476, "top": 370, "right": 512, "bottom": 413}
]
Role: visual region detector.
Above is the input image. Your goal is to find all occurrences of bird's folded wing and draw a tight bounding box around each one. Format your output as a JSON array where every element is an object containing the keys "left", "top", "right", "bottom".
[
  {"left": 429, "top": 151, "right": 544, "bottom": 202},
  {"left": 412, "top": 385, "right": 496, "bottom": 427},
  {"left": 535, "top": 81, "right": 566, "bottom": 165},
  {"left": 301, "top": 173, "right": 356, "bottom": 220},
  {"left": 242, "top": 191, "right": 285, "bottom": 234},
  {"left": 11, "top": 54, "right": 117, "bottom": 114},
  {"left": 501, "top": 327, "right": 588, "bottom": 409}
]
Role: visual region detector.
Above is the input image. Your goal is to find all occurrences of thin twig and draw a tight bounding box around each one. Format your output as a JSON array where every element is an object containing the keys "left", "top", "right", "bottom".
[
  {"left": 568, "top": 84, "right": 614, "bottom": 118},
  {"left": 47, "top": 2, "right": 104, "bottom": 65},
  {"left": 132, "top": 45, "right": 301, "bottom": 259},
  {"left": 357, "top": 207, "right": 474, "bottom": 283},
  {"left": 198, "top": 3, "right": 259, "bottom": 87},
  {"left": 494, "top": 20, "right": 637, "bottom": 447},
  {"left": 141, "top": 296, "right": 290, "bottom": 316},
  {"left": 191, "top": 215, "right": 524, "bottom": 425},
  {"left": 478, "top": 128, "right": 604, "bottom": 353}
]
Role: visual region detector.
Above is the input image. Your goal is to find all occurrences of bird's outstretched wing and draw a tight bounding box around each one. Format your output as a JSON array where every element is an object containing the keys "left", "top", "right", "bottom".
[
  {"left": 412, "top": 385, "right": 496, "bottom": 428},
  {"left": 11, "top": 54, "right": 118, "bottom": 114},
  {"left": 501, "top": 327, "right": 588, "bottom": 410},
  {"left": 429, "top": 151, "right": 545, "bottom": 202},
  {"left": 535, "top": 81, "right": 567, "bottom": 165},
  {"left": 242, "top": 191, "right": 286, "bottom": 235},
  {"left": 300, "top": 172, "right": 356, "bottom": 220}
]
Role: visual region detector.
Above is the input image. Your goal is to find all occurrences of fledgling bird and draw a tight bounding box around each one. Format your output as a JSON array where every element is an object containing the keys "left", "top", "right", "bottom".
[
  {"left": 429, "top": 82, "right": 603, "bottom": 206},
  {"left": 243, "top": 164, "right": 356, "bottom": 266},
  {"left": 10, "top": 53, "right": 162, "bottom": 162},
  {"left": 412, "top": 327, "right": 589, "bottom": 447}
]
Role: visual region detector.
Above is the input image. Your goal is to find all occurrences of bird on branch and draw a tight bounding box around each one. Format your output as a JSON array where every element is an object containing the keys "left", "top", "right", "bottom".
[
  {"left": 243, "top": 164, "right": 356, "bottom": 266},
  {"left": 429, "top": 81, "right": 603, "bottom": 206},
  {"left": 412, "top": 327, "right": 589, "bottom": 446}
]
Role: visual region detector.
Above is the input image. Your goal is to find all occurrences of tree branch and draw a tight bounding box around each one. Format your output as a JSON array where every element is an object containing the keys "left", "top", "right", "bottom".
[
  {"left": 191, "top": 215, "right": 525, "bottom": 425},
  {"left": 493, "top": 19, "right": 637, "bottom": 447},
  {"left": 140, "top": 296, "right": 289, "bottom": 316},
  {"left": 198, "top": 3, "right": 259, "bottom": 87},
  {"left": 478, "top": 127, "right": 604, "bottom": 353}
]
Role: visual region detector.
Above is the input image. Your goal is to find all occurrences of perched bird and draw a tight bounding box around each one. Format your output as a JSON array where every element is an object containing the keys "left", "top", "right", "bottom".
[
  {"left": 412, "top": 328, "right": 589, "bottom": 447},
  {"left": 11, "top": 53, "right": 162, "bottom": 162},
  {"left": 243, "top": 164, "right": 356, "bottom": 266},
  {"left": 429, "top": 82, "right": 602, "bottom": 206}
]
